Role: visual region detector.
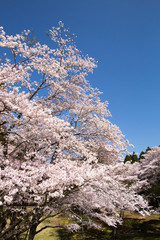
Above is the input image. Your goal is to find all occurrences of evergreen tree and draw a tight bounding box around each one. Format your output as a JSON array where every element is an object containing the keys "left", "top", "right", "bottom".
[{"left": 124, "top": 152, "right": 139, "bottom": 164}]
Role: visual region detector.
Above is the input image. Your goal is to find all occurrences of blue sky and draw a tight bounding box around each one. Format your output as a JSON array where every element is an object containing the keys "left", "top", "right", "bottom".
[{"left": 0, "top": 0, "right": 160, "bottom": 155}]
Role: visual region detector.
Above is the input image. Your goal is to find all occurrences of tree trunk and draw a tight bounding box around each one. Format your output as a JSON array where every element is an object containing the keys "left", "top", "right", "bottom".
[
  {"left": 28, "top": 224, "right": 37, "bottom": 240},
  {"left": 28, "top": 210, "right": 42, "bottom": 240}
]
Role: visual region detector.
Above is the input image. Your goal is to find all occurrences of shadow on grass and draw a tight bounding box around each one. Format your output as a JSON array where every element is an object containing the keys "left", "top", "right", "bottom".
[
  {"left": 115, "top": 218, "right": 160, "bottom": 240},
  {"left": 57, "top": 225, "right": 112, "bottom": 240},
  {"left": 57, "top": 217, "right": 160, "bottom": 240}
]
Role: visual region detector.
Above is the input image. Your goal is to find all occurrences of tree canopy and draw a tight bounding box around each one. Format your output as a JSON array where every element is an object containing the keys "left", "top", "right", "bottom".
[{"left": 0, "top": 22, "right": 149, "bottom": 239}]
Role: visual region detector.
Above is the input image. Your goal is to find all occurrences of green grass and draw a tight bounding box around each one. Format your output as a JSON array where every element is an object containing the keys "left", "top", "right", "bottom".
[
  {"left": 34, "top": 214, "right": 69, "bottom": 240},
  {"left": 25, "top": 211, "right": 160, "bottom": 240},
  {"left": 115, "top": 211, "right": 160, "bottom": 240}
]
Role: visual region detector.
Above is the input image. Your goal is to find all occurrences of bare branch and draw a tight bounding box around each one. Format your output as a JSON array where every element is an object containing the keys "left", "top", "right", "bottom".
[{"left": 36, "top": 225, "right": 64, "bottom": 235}]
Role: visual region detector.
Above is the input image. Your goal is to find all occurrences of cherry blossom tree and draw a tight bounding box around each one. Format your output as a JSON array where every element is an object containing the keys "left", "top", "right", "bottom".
[
  {"left": 0, "top": 22, "right": 149, "bottom": 239},
  {"left": 139, "top": 146, "right": 160, "bottom": 184},
  {"left": 138, "top": 146, "right": 160, "bottom": 209}
]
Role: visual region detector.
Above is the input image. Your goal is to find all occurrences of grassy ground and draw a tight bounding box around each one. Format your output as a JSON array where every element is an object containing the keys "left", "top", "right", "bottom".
[
  {"left": 115, "top": 211, "right": 160, "bottom": 240},
  {"left": 34, "top": 214, "right": 69, "bottom": 240},
  {"left": 32, "top": 212, "right": 160, "bottom": 240}
]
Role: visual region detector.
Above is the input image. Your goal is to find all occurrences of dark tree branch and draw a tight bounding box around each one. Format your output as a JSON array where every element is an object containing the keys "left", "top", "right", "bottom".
[
  {"left": 38, "top": 211, "right": 63, "bottom": 224},
  {"left": 36, "top": 225, "right": 64, "bottom": 235}
]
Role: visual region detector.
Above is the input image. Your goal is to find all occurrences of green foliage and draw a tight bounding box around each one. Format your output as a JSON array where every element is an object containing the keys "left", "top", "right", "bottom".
[
  {"left": 141, "top": 183, "right": 160, "bottom": 209},
  {"left": 139, "top": 147, "right": 151, "bottom": 160},
  {"left": 124, "top": 152, "right": 139, "bottom": 164},
  {"left": 139, "top": 151, "right": 145, "bottom": 160},
  {"left": 124, "top": 146, "right": 153, "bottom": 164}
]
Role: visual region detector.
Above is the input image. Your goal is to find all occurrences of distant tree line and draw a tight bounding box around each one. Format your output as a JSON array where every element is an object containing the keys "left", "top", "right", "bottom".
[{"left": 124, "top": 147, "right": 152, "bottom": 164}]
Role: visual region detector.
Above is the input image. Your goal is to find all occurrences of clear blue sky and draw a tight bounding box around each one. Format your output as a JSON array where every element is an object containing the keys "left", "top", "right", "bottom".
[{"left": 1, "top": 0, "right": 160, "bottom": 155}]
